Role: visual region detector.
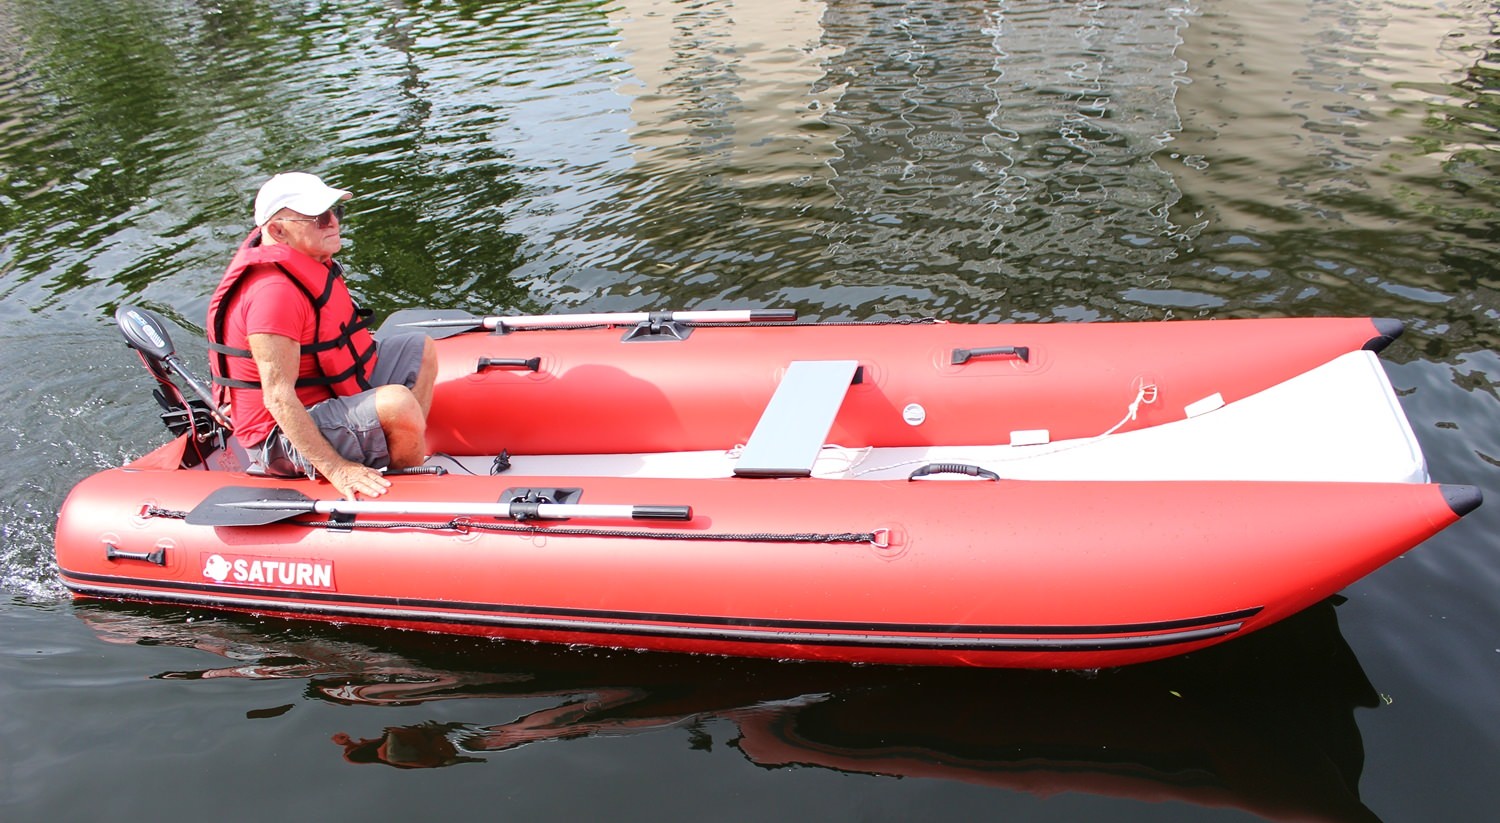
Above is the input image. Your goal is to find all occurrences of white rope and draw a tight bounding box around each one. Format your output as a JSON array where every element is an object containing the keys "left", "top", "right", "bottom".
[
  {"left": 846, "top": 383, "right": 1159, "bottom": 478},
  {"left": 811, "top": 444, "right": 873, "bottom": 478}
]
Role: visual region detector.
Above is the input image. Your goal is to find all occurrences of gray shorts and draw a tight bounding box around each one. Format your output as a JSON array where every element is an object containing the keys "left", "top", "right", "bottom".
[{"left": 254, "top": 333, "right": 427, "bottom": 478}]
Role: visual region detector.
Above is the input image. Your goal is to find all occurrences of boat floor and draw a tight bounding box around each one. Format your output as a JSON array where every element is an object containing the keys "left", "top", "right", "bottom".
[{"left": 425, "top": 351, "right": 1427, "bottom": 484}]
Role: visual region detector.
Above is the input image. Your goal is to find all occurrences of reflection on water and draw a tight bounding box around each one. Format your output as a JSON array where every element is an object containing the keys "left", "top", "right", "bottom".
[
  {"left": 79, "top": 598, "right": 1381, "bottom": 822},
  {"left": 813, "top": 0, "right": 1202, "bottom": 320},
  {"left": 0, "top": 0, "right": 1492, "bottom": 335},
  {"left": 1167, "top": 0, "right": 1500, "bottom": 350}
]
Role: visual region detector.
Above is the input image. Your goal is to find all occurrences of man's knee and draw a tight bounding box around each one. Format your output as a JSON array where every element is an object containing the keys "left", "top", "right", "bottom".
[
  {"left": 375, "top": 385, "right": 427, "bottom": 468},
  {"left": 374, "top": 384, "right": 424, "bottom": 431}
]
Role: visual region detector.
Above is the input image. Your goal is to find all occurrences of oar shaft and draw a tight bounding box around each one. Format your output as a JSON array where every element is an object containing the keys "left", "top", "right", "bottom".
[
  {"left": 198, "top": 486, "right": 694, "bottom": 526},
  {"left": 299, "top": 500, "right": 690, "bottom": 521},
  {"left": 389, "top": 308, "right": 795, "bottom": 339},
  {"left": 484, "top": 309, "right": 793, "bottom": 330}
]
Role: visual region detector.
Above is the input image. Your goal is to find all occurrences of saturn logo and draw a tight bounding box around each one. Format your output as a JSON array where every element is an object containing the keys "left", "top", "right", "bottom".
[
  {"left": 198, "top": 551, "right": 337, "bottom": 591},
  {"left": 202, "top": 554, "right": 232, "bottom": 582}
]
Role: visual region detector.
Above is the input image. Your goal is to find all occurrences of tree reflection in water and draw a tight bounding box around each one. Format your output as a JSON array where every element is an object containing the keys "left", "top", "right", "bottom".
[{"left": 78, "top": 596, "right": 1382, "bottom": 822}]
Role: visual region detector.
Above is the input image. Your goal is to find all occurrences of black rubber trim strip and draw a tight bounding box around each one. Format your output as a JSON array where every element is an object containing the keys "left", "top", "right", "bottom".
[
  {"left": 60, "top": 573, "right": 1259, "bottom": 652},
  {"left": 1363, "top": 317, "right": 1405, "bottom": 352},
  {"left": 1443, "top": 484, "right": 1483, "bottom": 517}
]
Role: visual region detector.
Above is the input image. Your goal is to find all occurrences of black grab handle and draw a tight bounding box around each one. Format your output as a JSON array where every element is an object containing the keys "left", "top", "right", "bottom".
[
  {"left": 909, "top": 463, "right": 1001, "bottom": 481},
  {"left": 476, "top": 356, "right": 541, "bottom": 373},
  {"left": 105, "top": 544, "right": 167, "bottom": 566},
  {"left": 387, "top": 466, "right": 449, "bottom": 476},
  {"left": 951, "top": 346, "right": 1029, "bottom": 365}
]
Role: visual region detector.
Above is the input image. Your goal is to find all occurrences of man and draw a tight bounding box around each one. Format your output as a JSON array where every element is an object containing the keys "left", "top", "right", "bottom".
[{"left": 207, "top": 172, "right": 436, "bottom": 500}]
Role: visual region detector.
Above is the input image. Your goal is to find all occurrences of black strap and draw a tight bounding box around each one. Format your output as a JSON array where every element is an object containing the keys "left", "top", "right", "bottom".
[{"left": 209, "top": 261, "right": 376, "bottom": 391}]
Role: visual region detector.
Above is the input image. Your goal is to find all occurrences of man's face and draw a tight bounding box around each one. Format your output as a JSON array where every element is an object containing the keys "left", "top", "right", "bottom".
[{"left": 268, "top": 206, "right": 344, "bottom": 263}]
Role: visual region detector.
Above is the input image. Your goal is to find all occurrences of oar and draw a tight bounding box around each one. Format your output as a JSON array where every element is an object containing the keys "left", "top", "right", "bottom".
[
  {"left": 186, "top": 486, "right": 693, "bottom": 527},
  {"left": 379, "top": 307, "right": 797, "bottom": 339}
]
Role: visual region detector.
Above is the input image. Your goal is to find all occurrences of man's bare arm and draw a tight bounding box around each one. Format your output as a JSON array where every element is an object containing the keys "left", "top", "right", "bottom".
[{"left": 248, "top": 333, "right": 390, "bottom": 499}]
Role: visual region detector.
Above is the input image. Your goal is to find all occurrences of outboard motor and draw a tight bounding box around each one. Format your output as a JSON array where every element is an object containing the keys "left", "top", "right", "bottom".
[{"left": 116, "top": 304, "right": 232, "bottom": 466}]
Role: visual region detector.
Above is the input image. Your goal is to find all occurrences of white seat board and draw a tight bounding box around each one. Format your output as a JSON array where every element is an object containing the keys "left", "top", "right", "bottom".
[{"left": 733, "top": 360, "right": 860, "bottom": 478}]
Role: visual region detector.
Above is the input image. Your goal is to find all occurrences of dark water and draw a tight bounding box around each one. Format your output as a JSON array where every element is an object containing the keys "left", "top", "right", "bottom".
[{"left": 1, "top": 0, "right": 1496, "bottom": 820}]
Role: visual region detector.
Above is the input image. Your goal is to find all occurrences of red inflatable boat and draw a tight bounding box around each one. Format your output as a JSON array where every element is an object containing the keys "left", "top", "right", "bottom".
[{"left": 54, "top": 309, "right": 1480, "bottom": 668}]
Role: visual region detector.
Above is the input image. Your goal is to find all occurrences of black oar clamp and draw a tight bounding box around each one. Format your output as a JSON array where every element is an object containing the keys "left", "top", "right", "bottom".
[
  {"left": 622, "top": 313, "right": 692, "bottom": 342},
  {"left": 509, "top": 501, "right": 543, "bottom": 521},
  {"left": 499, "top": 486, "right": 582, "bottom": 521}
]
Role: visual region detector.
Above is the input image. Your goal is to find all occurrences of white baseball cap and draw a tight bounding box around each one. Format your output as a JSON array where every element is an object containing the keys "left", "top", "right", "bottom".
[{"left": 253, "top": 172, "right": 352, "bottom": 226}]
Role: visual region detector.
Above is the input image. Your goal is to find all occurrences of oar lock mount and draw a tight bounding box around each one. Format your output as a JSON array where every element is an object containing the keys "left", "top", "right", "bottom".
[
  {"left": 621, "top": 313, "right": 693, "bottom": 342},
  {"left": 486, "top": 312, "right": 692, "bottom": 341},
  {"left": 501, "top": 487, "right": 583, "bottom": 521}
]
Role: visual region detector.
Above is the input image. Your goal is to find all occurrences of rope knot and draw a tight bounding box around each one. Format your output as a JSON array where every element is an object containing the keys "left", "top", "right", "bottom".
[{"left": 1126, "top": 382, "right": 1159, "bottom": 421}]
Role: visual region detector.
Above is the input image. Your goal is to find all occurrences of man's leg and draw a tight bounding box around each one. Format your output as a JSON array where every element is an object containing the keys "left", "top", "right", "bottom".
[
  {"left": 374, "top": 384, "right": 426, "bottom": 468},
  {"left": 367, "top": 332, "right": 434, "bottom": 468}
]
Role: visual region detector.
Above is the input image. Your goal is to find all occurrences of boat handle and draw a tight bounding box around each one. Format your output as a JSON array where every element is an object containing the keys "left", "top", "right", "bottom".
[
  {"left": 909, "top": 463, "right": 1000, "bottom": 481},
  {"left": 388, "top": 466, "right": 448, "bottom": 476},
  {"left": 951, "top": 346, "right": 1029, "bottom": 365},
  {"left": 105, "top": 543, "right": 167, "bottom": 566},
  {"left": 476, "top": 356, "right": 541, "bottom": 373}
]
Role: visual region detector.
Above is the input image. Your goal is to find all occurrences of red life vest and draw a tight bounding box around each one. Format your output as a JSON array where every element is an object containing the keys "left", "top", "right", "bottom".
[{"left": 207, "top": 229, "right": 378, "bottom": 409}]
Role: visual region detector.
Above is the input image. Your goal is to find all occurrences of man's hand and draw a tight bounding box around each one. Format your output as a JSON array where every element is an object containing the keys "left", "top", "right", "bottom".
[{"left": 325, "top": 461, "right": 391, "bottom": 500}]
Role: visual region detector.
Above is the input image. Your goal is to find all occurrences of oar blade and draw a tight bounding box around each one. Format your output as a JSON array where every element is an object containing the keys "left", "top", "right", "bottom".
[
  {"left": 185, "top": 486, "right": 318, "bottom": 527},
  {"left": 376, "top": 308, "right": 484, "bottom": 340}
]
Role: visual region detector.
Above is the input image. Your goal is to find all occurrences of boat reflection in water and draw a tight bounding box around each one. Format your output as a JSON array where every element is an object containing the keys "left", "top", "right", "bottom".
[{"left": 77, "top": 597, "right": 1382, "bottom": 822}]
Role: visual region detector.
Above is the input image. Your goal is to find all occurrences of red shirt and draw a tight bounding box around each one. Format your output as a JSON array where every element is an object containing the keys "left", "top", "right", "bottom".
[{"left": 220, "top": 266, "right": 338, "bottom": 446}]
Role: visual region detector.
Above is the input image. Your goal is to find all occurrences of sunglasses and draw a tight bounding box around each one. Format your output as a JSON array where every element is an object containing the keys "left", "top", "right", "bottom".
[{"left": 275, "top": 203, "right": 345, "bottom": 229}]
